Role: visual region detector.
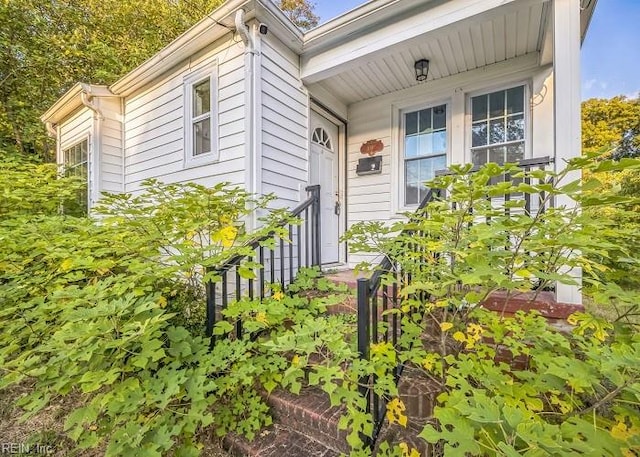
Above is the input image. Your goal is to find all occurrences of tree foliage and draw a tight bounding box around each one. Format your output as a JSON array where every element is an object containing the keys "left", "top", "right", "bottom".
[
  {"left": 278, "top": 0, "right": 320, "bottom": 31},
  {"left": 581, "top": 96, "right": 640, "bottom": 289},
  {"left": 0, "top": 0, "right": 318, "bottom": 159},
  {"left": 582, "top": 95, "right": 640, "bottom": 159}
]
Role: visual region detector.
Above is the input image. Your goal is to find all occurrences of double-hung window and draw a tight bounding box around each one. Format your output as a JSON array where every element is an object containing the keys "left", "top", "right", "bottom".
[
  {"left": 470, "top": 85, "right": 526, "bottom": 165},
  {"left": 403, "top": 104, "right": 447, "bottom": 206},
  {"left": 184, "top": 66, "right": 217, "bottom": 165},
  {"left": 62, "top": 139, "right": 88, "bottom": 214}
]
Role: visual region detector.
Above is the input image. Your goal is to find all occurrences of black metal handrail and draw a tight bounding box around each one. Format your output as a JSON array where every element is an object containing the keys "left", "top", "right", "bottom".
[
  {"left": 357, "top": 157, "right": 554, "bottom": 446},
  {"left": 205, "top": 185, "right": 321, "bottom": 340}
]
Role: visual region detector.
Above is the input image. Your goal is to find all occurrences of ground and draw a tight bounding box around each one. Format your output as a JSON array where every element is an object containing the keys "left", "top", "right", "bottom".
[{"left": 0, "top": 383, "right": 229, "bottom": 457}]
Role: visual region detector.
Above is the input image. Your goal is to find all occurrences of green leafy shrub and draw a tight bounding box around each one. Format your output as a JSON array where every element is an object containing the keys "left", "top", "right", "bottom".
[
  {"left": 342, "top": 156, "right": 640, "bottom": 455},
  {"left": 0, "top": 157, "right": 298, "bottom": 455}
]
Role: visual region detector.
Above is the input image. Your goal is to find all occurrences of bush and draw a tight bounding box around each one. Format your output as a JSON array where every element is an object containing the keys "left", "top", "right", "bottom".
[
  {"left": 343, "top": 156, "right": 640, "bottom": 455},
  {"left": 0, "top": 155, "right": 297, "bottom": 455}
]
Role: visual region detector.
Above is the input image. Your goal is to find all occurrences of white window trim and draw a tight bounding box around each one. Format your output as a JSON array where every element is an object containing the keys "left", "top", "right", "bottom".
[
  {"left": 464, "top": 80, "right": 532, "bottom": 165},
  {"left": 183, "top": 62, "right": 218, "bottom": 168},
  {"left": 392, "top": 98, "right": 451, "bottom": 214}
]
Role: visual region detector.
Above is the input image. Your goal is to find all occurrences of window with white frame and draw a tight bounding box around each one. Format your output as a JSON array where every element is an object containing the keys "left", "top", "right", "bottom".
[
  {"left": 470, "top": 85, "right": 526, "bottom": 165},
  {"left": 403, "top": 104, "right": 447, "bottom": 206},
  {"left": 62, "top": 138, "right": 88, "bottom": 214},
  {"left": 184, "top": 67, "right": 217, "bottom": 164}
]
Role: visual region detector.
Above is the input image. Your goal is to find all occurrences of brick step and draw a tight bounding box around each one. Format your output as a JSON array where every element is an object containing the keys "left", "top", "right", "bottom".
[
  {"left": 224, "top": 424, "right": 341, "bottom": 457},
  {"left": 265, "top": 386, "right": 350, "bottom": 455}
]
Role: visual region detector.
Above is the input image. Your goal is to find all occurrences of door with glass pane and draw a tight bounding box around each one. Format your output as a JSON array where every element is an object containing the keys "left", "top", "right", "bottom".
[{"left": 403, "top": 104, "right": 447, "bottom": 206}]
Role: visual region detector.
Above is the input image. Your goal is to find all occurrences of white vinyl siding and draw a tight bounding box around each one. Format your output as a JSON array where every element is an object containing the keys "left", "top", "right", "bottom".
[
  {"left": 260, "top": 34, "right": 309, "bottom": 208},
  {"left": 97, "top": 97, "right": 124, "bottom": 194},
  {"left": 123, "top": 35, "right": 245, "bottom": 193}
]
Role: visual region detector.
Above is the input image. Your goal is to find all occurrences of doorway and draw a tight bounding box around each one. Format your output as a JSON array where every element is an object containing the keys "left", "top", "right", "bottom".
[{"left": 309, "top": 108, "right": 344, "bottom": 265}]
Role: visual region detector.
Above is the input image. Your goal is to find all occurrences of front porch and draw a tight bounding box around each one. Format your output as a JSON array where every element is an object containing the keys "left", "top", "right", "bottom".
[{"left": 301, "top": 0, "right": 588, "bottom": 305}]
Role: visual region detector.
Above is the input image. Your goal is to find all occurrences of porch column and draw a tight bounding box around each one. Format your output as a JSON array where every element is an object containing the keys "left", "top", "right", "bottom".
[{"left": 553, "top": 0, "right": 582, "bottom": 305}]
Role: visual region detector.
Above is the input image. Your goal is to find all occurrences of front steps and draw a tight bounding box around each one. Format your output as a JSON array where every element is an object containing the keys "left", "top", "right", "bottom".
[
  {"left": 224, "top": 387, "right": 347, "bottom": 456},
  {"left": 225, "top": 424, "right": 341, "bottom": 457},
  {"left": 223, "top": 270, "right": 583, "bottom": 456}
]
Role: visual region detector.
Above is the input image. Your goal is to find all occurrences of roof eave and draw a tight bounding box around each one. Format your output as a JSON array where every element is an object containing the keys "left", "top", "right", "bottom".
[
  {"left": 580, "top": 0, "right": 598, "bottom": 44},
  {"left": 302, "top": 0, "right": 419, "bottom": 53},
  {"left": 40, "top": 83, "right": 114, "bottom": 125}
]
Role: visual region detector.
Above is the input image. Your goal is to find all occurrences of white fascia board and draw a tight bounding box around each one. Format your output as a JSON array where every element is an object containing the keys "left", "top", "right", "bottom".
[
  {"left": 303, "top": 0, "right": 405, "bottom": 48},
  {"left": 301, "top": 0, "right": 545, "bottom": 83}
]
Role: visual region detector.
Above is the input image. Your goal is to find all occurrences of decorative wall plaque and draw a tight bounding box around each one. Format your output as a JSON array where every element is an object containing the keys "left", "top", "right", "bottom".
[{"left": 360, "top": 139, "right": 384, "bottom": 156}]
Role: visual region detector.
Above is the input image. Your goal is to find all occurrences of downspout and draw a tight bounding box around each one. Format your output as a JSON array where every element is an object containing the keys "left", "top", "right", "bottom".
[
  {"left": 235, "top": 9, "right": 260, "bottom": 230},
  {"left": 45, "top": 122, "right": 57, "bottom": 138},
  {"left": 81, "top": 89, "right": 103, "bottom": 211}
]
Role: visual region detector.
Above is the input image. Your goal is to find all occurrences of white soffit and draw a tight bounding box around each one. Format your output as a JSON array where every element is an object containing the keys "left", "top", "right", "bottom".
[{"left": 308, "top": 0, "right": 548, "bottom": 105}]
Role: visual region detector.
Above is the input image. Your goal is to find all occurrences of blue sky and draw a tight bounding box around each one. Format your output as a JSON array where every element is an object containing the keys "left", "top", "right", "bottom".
[{"left": 313, "top": 0, "right": 640, "bottom": 101}]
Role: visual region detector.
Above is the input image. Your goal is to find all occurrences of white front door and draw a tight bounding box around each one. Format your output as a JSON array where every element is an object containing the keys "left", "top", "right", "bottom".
[{"left": 310, "top": 111, "right": 341, "bottom": 265}]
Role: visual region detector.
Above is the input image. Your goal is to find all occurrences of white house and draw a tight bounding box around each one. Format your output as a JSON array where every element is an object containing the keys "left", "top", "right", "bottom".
[{"left": 41, "top": 0, "right": 596, "bottom": 305}]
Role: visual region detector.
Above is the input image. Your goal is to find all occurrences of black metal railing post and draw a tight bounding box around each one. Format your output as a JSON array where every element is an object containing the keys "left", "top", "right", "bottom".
[
  {"left": 205, "top": 270, "right": 216, "bottom": 338},
  {"left": 305, "top": 185, "right": 321, "bottom": 269},
  {"left": 357, "top": 278, "right": 371, "bottom": 402}
]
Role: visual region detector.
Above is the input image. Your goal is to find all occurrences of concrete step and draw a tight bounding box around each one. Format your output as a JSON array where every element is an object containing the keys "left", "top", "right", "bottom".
[
  {"left": 265, "top": 386, "right": 350, "bottom": 455},
  {"left": 224, "top": 424, "right": 342, "bottom": 457}
]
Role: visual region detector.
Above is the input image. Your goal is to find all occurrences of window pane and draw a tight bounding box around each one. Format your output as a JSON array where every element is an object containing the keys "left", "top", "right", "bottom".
[
  {"left": 193, "top": 79, "right": 211, "bottom": 117},
  {"left": 405, "top": 135, "right": 419, "bottom": 158},
  {"left": 506, "top": 114, "right": 525, "bottom": 141},
  {"left": 489, "top": 118, "right": 505, "bottom": 144},
  {"left": 419, "top": 155, "right": 446, "bottom": 184},
  {"left": 472, "top": 94, "right": 488, "bottom": 121},
  {"left": 194, "top": 117, "right": 211, "bottom": 155},
  {"left": 489, "top": 90, "right": 505, "bottom": 118},
  {"left": 405, "top": 111, "right": 418, "bottom": 135},
  {"left": 418, "top": 109, "right": 432, "bottom": 133},
  {"left": 432, "top": 130, "right": 447, "bottom": 154},
  {"left": 405, "top": 184, "right": 419, "bottom": 206},
  {"left": 433, "top": 105, "right": 446, "bottom": 129},
  {"left": 488, "top": 146, "right": 506, "bottom": 163},
  {"left": 472, "top": 149, "right": 487, "bottom": 165},
  {"left": 431, "top": 154, "right": 447, "bottom": 177},
  {"left": 472, "top": 122, "right": 487, "bottom": 147},
  {"left": 506, "top": 143, "right": 525, "bottom": 162},
  {"left": 418, "top": 133, "right": 434, "bottom": 156},
  {"left": 405, "top": 159, "right": 419, "bottom": 185},
  {"left": 506, "top": 86, "right": 524, "bottom": 114}
]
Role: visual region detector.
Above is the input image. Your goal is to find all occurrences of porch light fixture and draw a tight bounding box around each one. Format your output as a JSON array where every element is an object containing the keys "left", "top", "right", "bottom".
[{"left": 414, "top": 59, "right": 430, "bottom": 82}]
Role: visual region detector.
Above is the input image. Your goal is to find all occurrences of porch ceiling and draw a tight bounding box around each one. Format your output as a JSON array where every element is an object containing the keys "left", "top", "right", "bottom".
[{"left": 309, "top": 0, "right": 549, "bottom": 106}]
